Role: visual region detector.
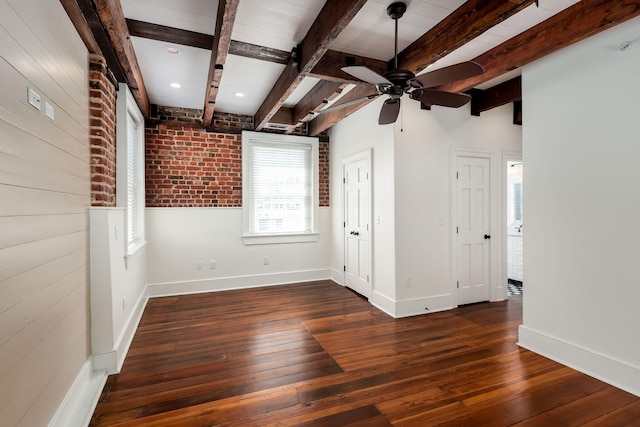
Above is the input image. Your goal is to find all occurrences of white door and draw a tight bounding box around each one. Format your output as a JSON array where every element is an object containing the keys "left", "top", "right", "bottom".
[
  {"left": 343, "top": 157, "right": 370, "bottom": 298},
  {"left": 456, "top": 156, "right": 491, "bottom": 305}
]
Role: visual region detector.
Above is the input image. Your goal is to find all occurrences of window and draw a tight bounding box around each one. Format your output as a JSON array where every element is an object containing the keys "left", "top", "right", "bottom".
[
  {"left": 116, "top": 83, "right": 146, "bottom": 255},
  {"left": 513, "top": 182, "right": 523, "bottom": 222},
  {"left": 242, "top": 131, "right": 319, "bottom": 244}
]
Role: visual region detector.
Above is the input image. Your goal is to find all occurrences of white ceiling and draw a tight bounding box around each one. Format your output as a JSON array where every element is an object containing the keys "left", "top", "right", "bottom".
[{"left": 120, "top": 0, "right": 580, "bottom": 116}]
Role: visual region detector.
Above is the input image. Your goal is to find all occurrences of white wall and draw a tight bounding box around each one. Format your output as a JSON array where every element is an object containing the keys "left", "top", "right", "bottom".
[
  {"left": 329, "top": 95, "right": 522, "bottom": 316},
  {"left": 145, "top": 207, "right": 332, "bottom": 295},
  {"left": 394, "top": 100, "right": 522, "bottom": 314},
  {"left": 0, "top": 0, "right": 95, "bottom": 425},
  {"left": 328, "top": 98, "right": 398, "bottom": 307},
  {"left": 519, "top": 15, "right": 640, "bottom": 396}
]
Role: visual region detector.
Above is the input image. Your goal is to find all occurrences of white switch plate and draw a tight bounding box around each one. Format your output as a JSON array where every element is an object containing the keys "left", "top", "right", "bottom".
[
  {"left": 27, "top": 87, "right": 41, "bottom": 110},
  {"left": 44, "top": 101, "right": 55, "bottom": 120}
]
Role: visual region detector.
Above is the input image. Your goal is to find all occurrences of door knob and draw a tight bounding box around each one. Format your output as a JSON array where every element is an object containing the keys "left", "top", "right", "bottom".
[{"left": 484, "top": 234, "right": 491, "bottom": 240}]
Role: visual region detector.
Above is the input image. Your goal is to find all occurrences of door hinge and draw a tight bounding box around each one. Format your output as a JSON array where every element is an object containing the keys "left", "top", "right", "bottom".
[
  {"left": 343, "top": 177, "right": 346, "bottom": 184},
  {"left": 343, "top": 222, "right": 346, "bottom": 228},
  {"left": 456, "top": 226, "right": 459, "bottom": 234},
  {"left": 457, "top": 281, "right": 459, "bottom": 289},
  {"left": 343, "top": 265, "right": 346, "bottom": 272},
  {"left": 456, "top": 171, "right": 459, "bottom": 179},
  {"left": 367, "top": 275, "right": 370, "bottom": 282}
]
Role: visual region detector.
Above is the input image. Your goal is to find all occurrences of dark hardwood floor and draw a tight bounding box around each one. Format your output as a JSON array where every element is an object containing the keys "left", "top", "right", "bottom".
[{"left": 90, "top": 280, "right": 640, "bottom": 426}]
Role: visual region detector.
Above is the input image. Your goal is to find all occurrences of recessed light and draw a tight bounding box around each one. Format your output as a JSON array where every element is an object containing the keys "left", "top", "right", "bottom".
[
  {"left": 170, "top": 82, "right": 182, "bottom": 89},
  {"left": 167, "top": 46, "right": 180, "bottom": 54},
  {"left": 234, "top": 92, "right": 245, "bottom": 97}
]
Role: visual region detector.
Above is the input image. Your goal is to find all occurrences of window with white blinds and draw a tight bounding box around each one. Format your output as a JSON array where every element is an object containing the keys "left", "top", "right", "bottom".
[
  {"left": 126, "top": 112, "right": 138, "bottom": 243},
  {"left": 116, "top": 83, "right": 146, "bottom": 255},
  {"left": 242, "top": 131, "right": 319, "bottom": 244}
]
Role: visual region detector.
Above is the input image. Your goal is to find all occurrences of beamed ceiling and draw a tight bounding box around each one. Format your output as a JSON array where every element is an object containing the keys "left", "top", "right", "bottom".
[{"left": 61, "top": 0, "right": 640, "bottom": 135}]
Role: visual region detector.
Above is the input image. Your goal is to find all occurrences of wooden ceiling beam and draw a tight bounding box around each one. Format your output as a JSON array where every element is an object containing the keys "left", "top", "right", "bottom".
[
  {"left": 270, "top": 108, "right": 295, "bottom": 125},
  {"left": 308, "top": 83, "right": 378, "bottom": 136},
  {"left": 92, "top": 0, "right": 150, "bottom": 117},
  {"left": 60, "top": 0, "right": 102, "bottom": 55},
  {"left": 439, "top": 0, "right": 640, "bottom": 94},
  {"left": 470, "top": 76, "right": 521, "bottom": 116},
  {"left": 294, "top": 80, "right": 348, "bottom": 124},
  {"left": 395, "top": 0, "right": 536, "bottom": 74},
  {"left": 253, "top": 0, "right": 368, "bottom": 131},
  {"left": 202, "top": 0, "right": 240, "bottom": 128},
  {"left": 273, "top": 80, "right": 349, "bottom": 134},
  {"left": 126, "top": 19, "right": 290, "bottom": 64},
  {"left": 126, "top": 18, "right": 211, "bottom": 50}
]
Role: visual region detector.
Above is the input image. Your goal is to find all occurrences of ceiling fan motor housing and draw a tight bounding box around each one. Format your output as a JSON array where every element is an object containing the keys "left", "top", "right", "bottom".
[{"left": 387, "top": 2, "right": 407, "bottom": 20}]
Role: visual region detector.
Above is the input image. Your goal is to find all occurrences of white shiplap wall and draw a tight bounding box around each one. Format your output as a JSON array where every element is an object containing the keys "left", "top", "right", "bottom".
[{"left": 0, "top": 0, "right": 91, "bottom": 425}]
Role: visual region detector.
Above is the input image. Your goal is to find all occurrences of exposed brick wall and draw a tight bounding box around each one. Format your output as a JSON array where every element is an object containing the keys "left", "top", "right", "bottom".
[
  {"left": 145, "top": 107, "right": 330, "bottom": 208},
  {"left": 213, "top": 111, "right": 253, "bottom": 132},
  {"left": 156, "top": 105, "right": 204, "bottom": 126},
  {"left": 145, "top": 126, "right": 243, "bottom": 207},
  {"left": 89, "top": 54, "right": 117, "bottom": 207}
]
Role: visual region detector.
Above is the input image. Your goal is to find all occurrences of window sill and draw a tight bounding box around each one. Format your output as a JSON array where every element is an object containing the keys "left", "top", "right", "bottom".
[
  {"left": 126, "top": 239, "right": 147, "bottom": 259},
  {"left": 243, "top": 233, "right": 319, "bottom": 245}
]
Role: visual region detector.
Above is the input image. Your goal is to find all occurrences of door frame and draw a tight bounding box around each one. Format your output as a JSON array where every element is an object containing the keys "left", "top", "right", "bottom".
[
  {"left": 450, "top": 148, "right": 501, "bottom": 306},
  {"left": 341, "top": 149, "right": 373, "bottom": 296},
  {"left": 502, "top": 151, "right": 522, "bottom": 300}
]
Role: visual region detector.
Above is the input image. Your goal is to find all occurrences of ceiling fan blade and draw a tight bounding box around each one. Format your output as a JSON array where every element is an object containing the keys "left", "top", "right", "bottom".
[
  {"left": 342, "top": 66, "right": 392, "bottom": 86},
  {"left": 411, "top": 89, "right": 471, "bottom": 108},
  {"left": 412, "top": 61, "right": 483, "bottom": 88},
  {"left": 315, "top": 93, "right": 381, "bottom": 115},
  {"left": 379, "top": 98, "right": 401, "bottom": 125}
]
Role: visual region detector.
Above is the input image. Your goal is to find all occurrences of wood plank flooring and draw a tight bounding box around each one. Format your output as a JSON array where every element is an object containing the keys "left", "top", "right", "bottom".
[{"left": 90, "top": 281, "right": 640, "bottom": 426}]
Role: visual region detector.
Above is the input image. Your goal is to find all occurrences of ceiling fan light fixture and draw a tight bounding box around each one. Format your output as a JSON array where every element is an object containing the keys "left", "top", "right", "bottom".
[
  {"left": 166, "top": 46, "right": 180, "bottom": 54},
  {"left": 170, "top": 82, "right": 181, "bottom": 89}
]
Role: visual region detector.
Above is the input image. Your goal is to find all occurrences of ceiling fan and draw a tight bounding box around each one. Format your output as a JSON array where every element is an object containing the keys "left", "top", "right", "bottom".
[{"left": 320, "top": 1, "right": 484, "bottom": 125}]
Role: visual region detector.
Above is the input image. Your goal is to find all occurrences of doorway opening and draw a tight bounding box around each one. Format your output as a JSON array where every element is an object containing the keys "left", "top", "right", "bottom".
[{"left": 506, "top": 160, "right": 523, "bottom": 296}]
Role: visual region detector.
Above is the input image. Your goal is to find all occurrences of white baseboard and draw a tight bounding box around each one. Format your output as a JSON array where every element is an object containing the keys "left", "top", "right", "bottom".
[
  {"left": 395, "top": 293, "right": 454, "bottom": 318},
  {"left": 518, "top": 325, "right": 640, "bottom": 397},
  {"left": 370, "top": 290, "right": 396, "bottom": 317},
  {"left": 370, "top": 291, "right": 454, "bottom": 318},
  {"left": 329, "top": 268, "right": 344, "bottom": 285},
  {"left": 147, "top": 269, "right": 332, "bottom": 298},
  {"left": 48, "top": 358, "right": 107, "bottom": 427}
]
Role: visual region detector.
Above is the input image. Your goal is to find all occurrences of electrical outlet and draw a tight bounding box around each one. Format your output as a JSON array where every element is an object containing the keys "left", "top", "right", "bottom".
[
  {"left": 196, "top": 260, "right": 203, "bottom": 270},
  {"left": 210, "top": 260, "right": 216, "bottom": 269},
  {"left": 27, "top": 87, "right": 41, "bottom": 110},
  {"left": 407, "top": 276, "right": 412, "bottom": 286},
  {"left": 264, "top": 256, "right": 270, "bottom": 265}
]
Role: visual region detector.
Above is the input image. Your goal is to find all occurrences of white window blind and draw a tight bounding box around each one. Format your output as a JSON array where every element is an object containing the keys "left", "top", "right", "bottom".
[
  {"left": 126, "top": 112, "right": 138, "bottom": 243},
  {"left": 116, "top": 82, "right": 146, "bottom": 256},
  {"left": 242, "top": 131, "right": 318, "bottom": 243}
]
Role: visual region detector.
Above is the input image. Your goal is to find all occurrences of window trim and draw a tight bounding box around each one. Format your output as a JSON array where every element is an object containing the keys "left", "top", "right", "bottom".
[
  {"left": 242, "top": 131, "right": 319, "bottom": 245},
  {"left": 116, "top": 83, "right": 146, "bottom": 256}
]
